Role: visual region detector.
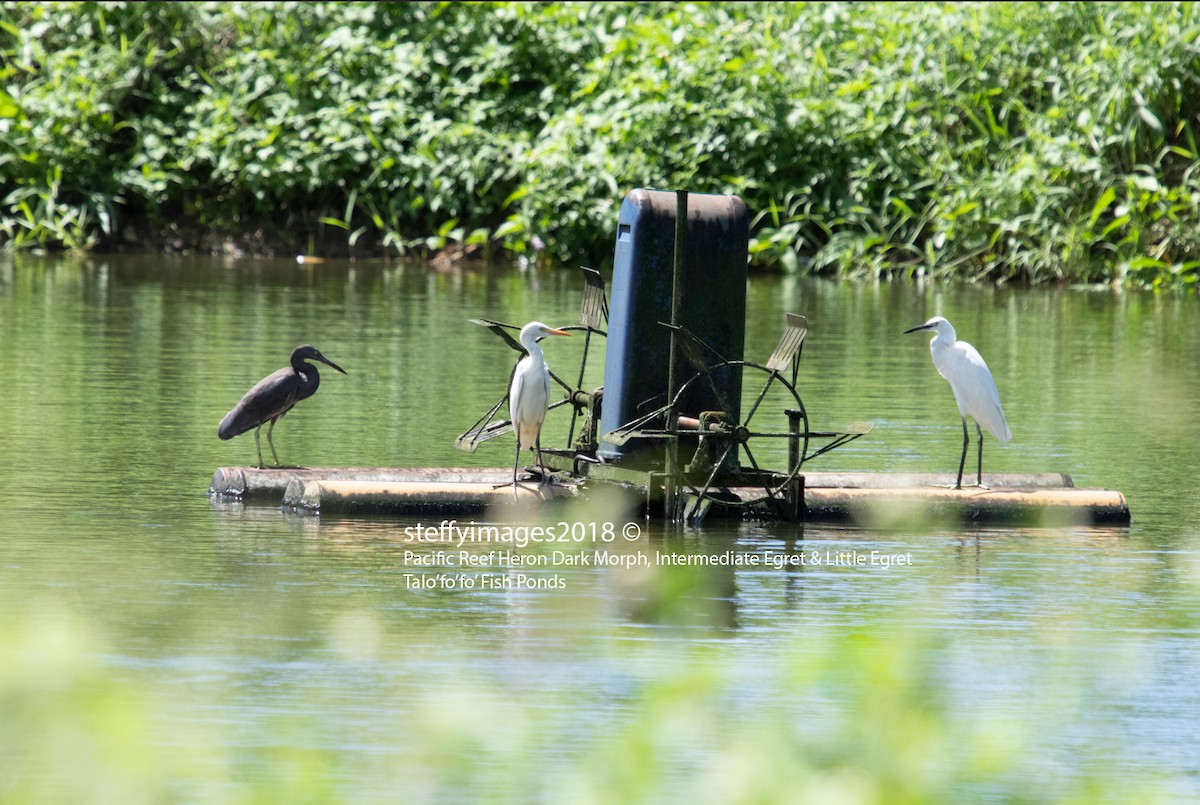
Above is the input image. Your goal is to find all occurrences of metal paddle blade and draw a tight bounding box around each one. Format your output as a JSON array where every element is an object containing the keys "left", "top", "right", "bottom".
[
  {"left": 454, "top": 419, "right": 513, "bottom": 452},
  {"left": 469, "top": 318, "right": 526, "bottom": 354},
  {"left": 456, "top": 397, "right": 575, "bottom": 452},
  {"left": 656, "top": 321, "right": 738, "bottom": 417},
  {"left": 454, "top": 394, "right": 511, "bottom": 453},
  {"left": 801, "top": 421, "right": 875, "bottom": 462},
  {"left": 468, "top": 318, "right": 572, "bottom": 391},
  {"left": 766, "top": 313, "right": 808, "bottom": 372},
  {"left": 600, "top": 403, "right": 674, "bottom": 446},
  {"left": 658, "top": 322, "right": 727, "bottom": 374},
  {"left": 578, "top": 266, "right": 609, "bottom": 330}
]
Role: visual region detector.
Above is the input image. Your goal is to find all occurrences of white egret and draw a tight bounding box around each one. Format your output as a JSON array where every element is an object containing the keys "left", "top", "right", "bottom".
[
  {"left": 903, "top": 316, "right": 1011, "bottom": 488},
  {"left": 509, "top": 321, "right": 571, "bottom": 493}
]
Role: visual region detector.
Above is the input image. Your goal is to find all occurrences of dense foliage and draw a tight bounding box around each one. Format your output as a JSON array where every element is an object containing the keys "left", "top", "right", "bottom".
[{"left": 1, "top": 2, "right": 1199, "bottom": 286}]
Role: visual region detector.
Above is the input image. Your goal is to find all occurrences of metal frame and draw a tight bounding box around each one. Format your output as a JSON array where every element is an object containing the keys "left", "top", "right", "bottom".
[
  {"left": 454, "top": 267, "right": 608, "bottom": 457},
  {"left": 598, "top": 314, "right": 871, "bottom": 523},
  {"left": 455, "top": 268, "right": 872, "bottom": 523}
]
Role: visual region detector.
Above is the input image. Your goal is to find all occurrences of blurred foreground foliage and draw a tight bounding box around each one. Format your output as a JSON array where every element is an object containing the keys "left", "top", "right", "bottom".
[
  {"left": 0, "top": 489, "right": 1193, "bottom": 803},
  {"left": 0, "top": 601, "right": 1177, "bottom": 805},
  {"left": 1, "top": 2, "right": 1198, "bottom": 288}
]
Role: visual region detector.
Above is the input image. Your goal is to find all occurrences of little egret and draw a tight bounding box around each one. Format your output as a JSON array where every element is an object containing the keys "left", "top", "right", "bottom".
[
  {"left": 509, "top": 321, "right": 571, "bottom": 493},
  {"left": 218, "top": 344, "right": 347, "bottom": 468},
  {"left": 903, "top": 316, "right": 1011, "bottom": 488}
]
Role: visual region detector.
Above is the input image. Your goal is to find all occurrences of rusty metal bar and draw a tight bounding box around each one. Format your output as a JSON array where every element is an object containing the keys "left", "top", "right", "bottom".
[
  {"left": 664, "top": 190, "right": 688, "bottom": 521},
  {"left": 677, "top": 415, "right": 725, "bottom": 432}
]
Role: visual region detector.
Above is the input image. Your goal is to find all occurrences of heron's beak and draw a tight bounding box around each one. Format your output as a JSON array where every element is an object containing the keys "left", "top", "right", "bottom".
[
  {"left": 541, "top": 327, "right": 572, "bottom": 337},
  {"left": 316, "top": 354, "right": 348, "bottom": 374},
  {"left": 902, "top": 323, "right": 931, "bottom": 335}
]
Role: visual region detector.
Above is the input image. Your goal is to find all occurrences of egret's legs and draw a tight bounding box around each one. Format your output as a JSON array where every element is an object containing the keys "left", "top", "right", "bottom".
[
  {"left": 535, "top": 435, "right": 550, "bottom": 487},
  {"left": 512, "top": 440, "right": 522, "bottom": 499},
  {"left": 975, "top": 421, "right": 985, "bottom": 487},
  {"left": 954, "top": 419, "right": 989, "bottom": 490},
  {"left": 955, "top": 417, "right": 969, "bottom": 489},
  {"left": 492, "top": 439, "right": 530, "bottom": 496},
  {"left": 497, "top": 436, "right": 550, "bottom": 498}
]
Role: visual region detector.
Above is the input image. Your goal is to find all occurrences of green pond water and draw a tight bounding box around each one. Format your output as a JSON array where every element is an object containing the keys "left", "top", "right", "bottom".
[{"left": 0, "top": 254, "right": 1197, "bottom": 803}]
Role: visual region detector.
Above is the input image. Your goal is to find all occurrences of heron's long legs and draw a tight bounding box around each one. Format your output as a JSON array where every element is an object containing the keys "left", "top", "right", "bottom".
[
  {"left": 253, "top": 425, "right": 266, "bottom": 468},
  {"left": 266, "top": 418, "right": 281, "bottom": 466}
]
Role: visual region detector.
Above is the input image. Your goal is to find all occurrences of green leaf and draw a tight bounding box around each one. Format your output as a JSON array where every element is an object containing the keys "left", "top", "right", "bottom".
[{"left": 1088, "top": 187, "right": 1116, "bottom": 229}]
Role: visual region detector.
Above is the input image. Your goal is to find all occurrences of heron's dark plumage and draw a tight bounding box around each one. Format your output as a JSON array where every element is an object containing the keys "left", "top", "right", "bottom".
[
  {"left": 218, "top": 365, "right": 315, "bottom": 440},
  {"left": 217, "top": 344, "right": 346, "bottom": 465}
]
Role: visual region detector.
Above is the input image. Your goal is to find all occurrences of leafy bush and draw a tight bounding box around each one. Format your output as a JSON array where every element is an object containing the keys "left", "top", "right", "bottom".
[{"left": 1, "top": 2, "right": 1198, "bottom": 287}]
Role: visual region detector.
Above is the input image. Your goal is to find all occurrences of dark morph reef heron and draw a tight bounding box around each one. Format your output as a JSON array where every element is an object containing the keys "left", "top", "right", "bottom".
[{"left": 218, "top": 344, "right": 347, "bottom": 468}]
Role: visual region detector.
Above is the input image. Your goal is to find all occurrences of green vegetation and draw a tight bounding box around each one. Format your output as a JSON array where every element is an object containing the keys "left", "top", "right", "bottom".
[{"left": 1, "top": 2, "right": 1198, "bottom": 287}]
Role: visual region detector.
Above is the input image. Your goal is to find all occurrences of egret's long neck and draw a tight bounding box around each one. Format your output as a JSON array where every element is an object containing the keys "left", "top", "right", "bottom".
[
  {"left": 930, "top": 325, "right": 956, "bottom": 352},
  {"left": 521, "top": 335, "right": 545, "bottom": 365}
]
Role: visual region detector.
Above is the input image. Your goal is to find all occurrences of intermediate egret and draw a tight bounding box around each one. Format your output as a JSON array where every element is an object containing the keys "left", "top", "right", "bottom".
[
  {"left": 509, "top": 321, "right": 571, "bottom": 493},
  {"left": 218, "top": 344, "right": 347, "bottom": 467},
  {"left": 903, "top": 316, "right": 1011, "bottom": 488}
]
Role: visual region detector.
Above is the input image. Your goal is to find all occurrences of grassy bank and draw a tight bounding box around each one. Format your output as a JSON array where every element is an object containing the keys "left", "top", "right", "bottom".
[{"left": 1, "top": 2, "right": 1198, "bottom": 287}]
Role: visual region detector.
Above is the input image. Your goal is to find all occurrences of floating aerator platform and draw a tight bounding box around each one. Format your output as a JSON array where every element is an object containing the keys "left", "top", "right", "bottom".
[{"left": 210, "top": 189, "right": 1131, "bottom": 527}]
